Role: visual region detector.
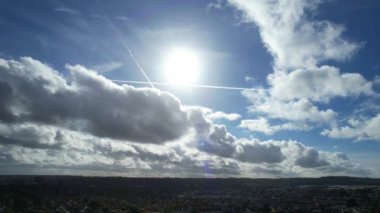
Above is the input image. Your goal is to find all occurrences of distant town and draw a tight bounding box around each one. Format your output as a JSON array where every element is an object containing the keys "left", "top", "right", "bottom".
[{"left": 0, "top": 176, "right": 379, "bottom": 212}]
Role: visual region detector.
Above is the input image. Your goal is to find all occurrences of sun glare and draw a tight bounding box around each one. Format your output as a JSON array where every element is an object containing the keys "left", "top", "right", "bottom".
[{"left": 164, "top": 47, "right": 200, "bottom": 86}]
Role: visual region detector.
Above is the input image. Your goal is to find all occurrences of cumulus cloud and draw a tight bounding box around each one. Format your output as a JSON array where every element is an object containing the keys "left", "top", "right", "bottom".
[
  {"left": 240, "top": 117, "right": 275, "bottom": 135},
  {"left": 240, "top": 66, "right": 375, "bottom": 132},
  {"left": 269, "top": 66, "right": 374, "bottom": 103},
  {"left": 207, "top": 111, "right": 241, "bottom": 121},
  {"left": 194, "top": 107, "right": 241, "bottom": 121},
  {"left": 225, "top": 0, "right": 377, "bottom": 137},
  {"left": 242, "top": 89, "right": 337, "bottom": 124},
  {"left": 0, "top": 80, "right": 15, "bottom": 123},
  {"left": 235, "top": 139, "right": 285, "bottom": 163},
  {"left": 322, "top": 113, "right": 380, "bottom": 141},
  {"left": 0, "top": 56, "right": 274, "bottom": 174},
  {"left": 239, "top": 117, "right": 310, "bottom": 135},
  {"left": 0, "top": 124, "right": 365, "bottom": 177},
  {"left": 295, "top": 148, "right": 329, "bottom": 168},
  {"left": 238, "top": 139, "right": 368, "bottom": 176},
  {"left": 199, "top": 124, "right": 236, "bottom": 158},
  {"left": 0, "top": 56, "right": 370, "bottom": 177},
  {"left": 240, "top": 66, "right": 375, "bottom": 133},
  {"left": 0, "top": 123, "right": 62, "bottom": 149},
  {"left": 227, "top": 0, "right": 361, "bottom": 69},
  {"left": 0, "top": 57, "right": 191, "bottom": 144}
]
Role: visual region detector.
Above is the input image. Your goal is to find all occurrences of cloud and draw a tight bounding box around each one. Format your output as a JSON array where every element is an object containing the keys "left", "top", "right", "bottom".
[
  {"left": 0, "top": 123, "right": 62, "bottom": 149},
  {"left": 207, "top": 111, "right": 241, "bottom": 121},
  {"left": 90, "top": 61, "right": 124, "bottom": 73},
  {"left": 235, "top": 139, "right": 285, "bottom": 163},
  {"left": 242, "top": 89, "right": 337, "bottom": 124},
  {"left": 197, "top": 124, "right": 288, "bottom": 164},
  {"left": 240, "top": 65, "right": 375, "bottom": 133},
  {"left": 198, "top": 124, "right": 236, "bottom": 158},
  {"left": 295, "top": 148, "right": 329, "bottom": 168},
  {"left": 240, "top": 117, "right": 275, "bottom": 135},
  {"left": 54, "top": 7, "right": 80, "bottom": 15},
  {"left": 0, "top": 123, "right": 364, "bottom": 177},
  {"left": 0, "top": 123, "right": 242, "bottom": 177},
  {"left": 237, "top": 139, "right": 368, "bottom": 176},
  {"left": 244, "top": 76, "right": 255, "bottom": 83},
  {"left": 224, "top": 0, "right": 379, "bottom": 139},
  {"left": 114, "top": 16, "right": 130, "bottom": 22},
  {"left": 322, "top": 113, "right": 380, "bottom": 141},
  {"left": 0, "top": 56, "right": 370, "bottom": 177},
  {"left": 0, "top": 80, "right": 15, "bottom": 123},
  {"left": 227, "top": 0, "right": 361, "bottom": 69},
  {"left": 0, "top": 57, "right": 192, "bottom": 144},
  {"left": 375, "top": 75, "right": 380, "bottom": 85},
  {"left": 239, "top": 117, "right": 310, "bottom": 135},
  {"left": 268, "top": 66, "right": 374, "bottom": 103},
  {"left": 208, "top": 0, "right": 226, "bottom": 10}
]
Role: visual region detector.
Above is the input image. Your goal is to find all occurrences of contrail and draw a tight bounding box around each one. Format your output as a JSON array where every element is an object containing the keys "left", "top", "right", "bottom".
[
  {"left": 111, "top": 79, "right": 269, "bottom": 91},
  {"left": 94, "top": 1, "right": 267, "bottom": 92},
  {"left": 95, "top": 0, "right": 155, "bottom": 88}
]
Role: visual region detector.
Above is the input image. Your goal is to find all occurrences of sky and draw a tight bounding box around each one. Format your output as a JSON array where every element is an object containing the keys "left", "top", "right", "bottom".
[{"left": 0, "top": 0, "right": 379, "bottom": 177}]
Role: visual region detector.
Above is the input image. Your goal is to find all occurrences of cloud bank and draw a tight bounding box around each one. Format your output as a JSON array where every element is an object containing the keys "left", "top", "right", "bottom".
[{"left": 0, "top": 56, "right": 368, "bottom": 177}]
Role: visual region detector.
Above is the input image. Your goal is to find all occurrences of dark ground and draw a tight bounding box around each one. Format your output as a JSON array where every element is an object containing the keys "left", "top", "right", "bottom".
[{"left": 0, "top": 176, "right": 380, "bottom": 212}]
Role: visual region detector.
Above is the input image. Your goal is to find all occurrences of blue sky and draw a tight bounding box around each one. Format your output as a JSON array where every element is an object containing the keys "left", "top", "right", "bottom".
[{"left": 0, "top": 0, "right": 379, "bottom": 177}]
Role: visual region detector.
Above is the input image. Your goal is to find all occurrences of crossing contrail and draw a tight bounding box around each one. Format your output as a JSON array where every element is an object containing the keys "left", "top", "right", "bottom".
[
  {"left": 95, "top": 0, "right": 155, "bottom": 88},
  {"left": 94, "top": 0, "right": 267, "bottom": 92},
  {"left": 111, "top": 79, "right": 269, "bottom": 91}
]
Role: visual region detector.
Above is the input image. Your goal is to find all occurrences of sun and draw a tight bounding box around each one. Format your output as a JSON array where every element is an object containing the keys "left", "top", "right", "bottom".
[{"left": 163, "top": 47, "right": 201, "bottom": 86}]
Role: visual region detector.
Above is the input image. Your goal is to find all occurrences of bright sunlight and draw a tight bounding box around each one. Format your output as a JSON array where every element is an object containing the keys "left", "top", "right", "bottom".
[{"left": 163, "top": 47, "right": 201, "bottom": 85}]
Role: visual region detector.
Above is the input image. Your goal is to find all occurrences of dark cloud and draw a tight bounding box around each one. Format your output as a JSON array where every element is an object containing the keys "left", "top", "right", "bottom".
[
  {"left": 0, "top": 123, "right": 62, "bottom": 149},
  {"left": 251, "top": 167, "right": 286, "bottom": 176},
  {"left": 199, "top": 125, "right": 236, "bottom": 158},
  {"left": 295, "top": 148, "right": 330, "bottom": 168},
  {"left": 0, "top": 81, "right": 15, "bottom": 122},
  {"left": 0, "top": 135, "right": 60, "bottom": 150},
  {"left": 0, "top": 57, "right": 369, "bottom": 177},
  {"left": 235, "top": 141, "right": 285, "bottom": 164},
  {"left": 0, "top": 57, "right": 190, "bottom": 144}
]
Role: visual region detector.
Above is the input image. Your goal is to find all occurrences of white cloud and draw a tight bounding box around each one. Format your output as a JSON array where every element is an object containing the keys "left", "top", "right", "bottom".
[
  {"left": 0, "top": 56, "right": 370, "bottom": 177},
  {"left": 322, "top": 113, "right": 380, "bottom": 141},
  {"left": 54, "top": 7, "right": 80, "bottom": 15},
  {"left": 245, "top": 76, "right": 255, "bottom": 82},
  {"left": 0, "top": 123, "right": 62, "bottom": 149},
  {"left": 208, "top": 0, "right": 225, "bottom": 10},
  {"left": 240, "top": 65, "right": 376, "bottom": 131},
  {"left": 240, "top": 117, "right": 274, "bottom": 135},
  {"left": 0, "top": 57, "right": 192, "bottom": 144},
  {"left": 91, "top": 61, "right": 123, "bottom": 73},
  {"left": 0, "top": 124, "right": 365, "bottom": 177},
  {"left": 242, "top": 89, "right": 337, "bottom": 124},
  {"left": 207, "top": 111, "right": 241, "bottom": 121},
  {"left": 269, "top": 66, "right": 374, "bottom": 102},
  {"left": 240, "top": 117, "right": 310, "bottom": 135},
  {"left": 227, "top": 0, "right": 361, "bottom": 69},
  {"left": 226, "top": 0, "right": 377, "bottom": 136},
  {"left": 375, "top": 76, "right": 380, "bottom": 85},
  {"left": 114, "top": 16, "right": 130, "bottom": 22}
]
